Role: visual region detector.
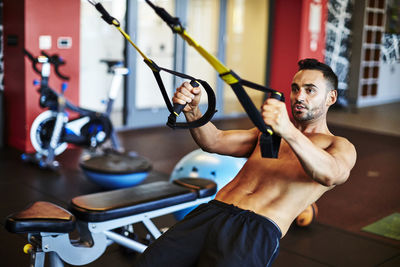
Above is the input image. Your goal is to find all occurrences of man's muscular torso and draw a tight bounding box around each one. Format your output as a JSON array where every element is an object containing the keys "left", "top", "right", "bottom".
[{"left": 215, "top": 132, "right": 337, "bottom": 236}]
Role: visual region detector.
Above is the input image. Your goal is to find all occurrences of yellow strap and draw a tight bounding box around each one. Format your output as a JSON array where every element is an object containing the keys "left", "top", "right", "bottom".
[
  {"left": 179, "top": 30, "right": 231, "bottom": 75},
  {"left": 112, "top": 20, "right": 239, "bottom": 84},
  {"left": 112, "top": 20, "right": 233, "bottom": 82},
  {"left": 220, "top": 73, "right": 240, "bottom": 85},
  {"left": 113, "top": 21, "right": 152, "bottom": 63}
]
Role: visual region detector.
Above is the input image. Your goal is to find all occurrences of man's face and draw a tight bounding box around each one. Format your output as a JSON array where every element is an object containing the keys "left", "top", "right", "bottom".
[{"left": 290, "top": 69, "right": 333, "bottom": 122}]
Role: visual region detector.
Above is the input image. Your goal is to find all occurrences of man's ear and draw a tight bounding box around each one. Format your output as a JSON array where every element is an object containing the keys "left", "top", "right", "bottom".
[{"left": 326, "top": 90, "right": 337, "bottom": 106}]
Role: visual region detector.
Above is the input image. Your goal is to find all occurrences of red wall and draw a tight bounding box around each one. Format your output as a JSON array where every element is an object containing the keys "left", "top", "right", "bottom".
[
  {"left": 3, "top": 0, "right": 26, "bottom": 150},
  {"left": 269, "top": 0, "right": 327, "bottom": 115},
  {"left": 3, "top": 0, "right": 80, "bottom": 152},
  {"left": 299, "top": 0, "right": 328, "bottom": 60}
]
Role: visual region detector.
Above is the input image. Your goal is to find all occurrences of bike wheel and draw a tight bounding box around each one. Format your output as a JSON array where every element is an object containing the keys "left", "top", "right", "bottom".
[{"left": 30, "top": 110, "right": 68, "bottom": 156}]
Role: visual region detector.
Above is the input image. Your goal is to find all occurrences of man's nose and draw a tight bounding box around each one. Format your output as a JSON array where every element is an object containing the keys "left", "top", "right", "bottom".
[{"left": 294, "top": 88, "right": 306, "bottom": 101}]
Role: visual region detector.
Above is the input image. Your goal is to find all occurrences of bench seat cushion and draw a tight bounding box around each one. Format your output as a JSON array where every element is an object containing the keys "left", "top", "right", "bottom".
[
  {"left": 5, "top": 178, "right": 217, "bottom": 233},
  {"left": 70, "top": 181, "right": 197, "bottom": 222},
  {"left": 5, "top": 201, "right": 76, "bottom": 234}
]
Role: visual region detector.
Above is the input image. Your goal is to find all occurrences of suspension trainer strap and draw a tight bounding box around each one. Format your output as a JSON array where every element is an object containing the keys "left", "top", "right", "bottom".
[
  {"left": 89, "top": 1, "right": 216, "bottom": 129},
  {"left": 144, "top": 59, "right": 217, "bottom": 129},
  {"left": 145, "top": 0, "right": 285, "bottom": 158},
  {"left": 221, "top": 71, "right": 284, "bottom": 158}
]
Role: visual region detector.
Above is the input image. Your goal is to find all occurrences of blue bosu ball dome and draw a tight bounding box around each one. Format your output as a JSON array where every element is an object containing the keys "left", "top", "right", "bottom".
[
  {"left": 169, "top": 149, "right": 247, "bottom": 220},
  {"left": 80, "top": 152, "right": 152, "bottom": 189}
]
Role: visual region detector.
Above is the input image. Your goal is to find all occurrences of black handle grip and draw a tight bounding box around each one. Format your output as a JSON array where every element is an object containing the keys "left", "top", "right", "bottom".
[
  {"left": 260, "top": 91, "right": 284, "bottom": 158},
  {"left": 264, "top": 91, "right": 284, "bottom": 135},
  {"left": 270, "top": 91, "right": 283, "bottom": 101},
  {"left": 172, "top": 80, "right": 200, "bottom": 116},
  {"left": 172, "top": 103, "right": 185, "bottom": 117},
  {"left": 167, "top": 80, "right": 200, "bottom": 128}
]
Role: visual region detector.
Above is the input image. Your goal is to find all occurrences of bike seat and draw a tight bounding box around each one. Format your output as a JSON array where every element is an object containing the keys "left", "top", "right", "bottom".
[{"left": 100, "top": 59, "right": 125, "bottom": 73}]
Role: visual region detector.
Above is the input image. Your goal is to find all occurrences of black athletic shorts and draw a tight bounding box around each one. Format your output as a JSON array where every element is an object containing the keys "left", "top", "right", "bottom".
[{"left": 134, "top": 200, "right": 282, "bottom": 267}]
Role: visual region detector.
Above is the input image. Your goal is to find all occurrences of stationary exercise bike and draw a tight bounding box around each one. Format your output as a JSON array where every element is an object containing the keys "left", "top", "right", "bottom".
[{"left": 22, "top": 50, "right": 127, "bottom": 170}]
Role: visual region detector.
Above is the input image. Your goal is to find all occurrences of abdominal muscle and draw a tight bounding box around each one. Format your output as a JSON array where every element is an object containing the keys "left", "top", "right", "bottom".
[{"left": 215, "top": 139, "right": 331, "bottom": 237}]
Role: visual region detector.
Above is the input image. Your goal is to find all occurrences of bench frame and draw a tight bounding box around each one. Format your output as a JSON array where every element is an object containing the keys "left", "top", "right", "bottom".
[{"left": 7, "top": 178, "right": 216, "bottom": 267}]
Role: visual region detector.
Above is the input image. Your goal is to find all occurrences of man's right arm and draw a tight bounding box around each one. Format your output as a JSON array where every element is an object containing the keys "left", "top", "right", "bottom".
[{"left": 174, "top": 82, "right": 259, "bottom": 158}]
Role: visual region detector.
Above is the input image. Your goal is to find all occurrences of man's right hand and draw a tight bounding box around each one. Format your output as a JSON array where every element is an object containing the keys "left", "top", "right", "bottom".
[{"left": 172, "top": 82, "right": 202, "bottom": 113}]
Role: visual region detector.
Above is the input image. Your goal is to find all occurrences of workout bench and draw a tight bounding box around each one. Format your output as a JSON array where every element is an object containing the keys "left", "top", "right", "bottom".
[{"left": 5, "top": 178, "right": 217, "bottom": 267}]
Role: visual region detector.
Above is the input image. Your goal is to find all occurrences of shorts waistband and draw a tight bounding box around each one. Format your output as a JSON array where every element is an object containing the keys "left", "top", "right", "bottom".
[{"left": 209, "top": 199, "right": 282, "bottom": 238}]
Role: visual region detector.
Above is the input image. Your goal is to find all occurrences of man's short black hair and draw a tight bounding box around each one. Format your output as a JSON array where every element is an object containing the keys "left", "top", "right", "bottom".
[{"left": 298, "top": 58, "right": 338, "bottom": 91}]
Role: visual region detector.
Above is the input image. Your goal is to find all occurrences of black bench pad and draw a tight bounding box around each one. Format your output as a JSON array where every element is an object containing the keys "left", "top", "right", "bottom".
[
  {"left": 173, "top": 177, "right": 217, "bottom": 198},
  {"left": 5, "top": 201, "right": 76, "bottom": 234},
  {"left": 4, "top": 178, "right": 217, "bottom": 233},
  {"left": 70, "top": 178, "right": 216, "bottom": 222}
]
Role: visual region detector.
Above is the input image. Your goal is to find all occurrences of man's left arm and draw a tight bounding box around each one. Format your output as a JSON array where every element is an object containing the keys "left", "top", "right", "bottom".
[{"left": 285, "top": 131, "right": 356, "bottom": 186}]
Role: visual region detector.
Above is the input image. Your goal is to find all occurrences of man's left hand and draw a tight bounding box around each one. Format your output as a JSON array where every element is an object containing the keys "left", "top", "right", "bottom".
[{"left": 261, "top": 98, "right": 294, "bottom": 138}]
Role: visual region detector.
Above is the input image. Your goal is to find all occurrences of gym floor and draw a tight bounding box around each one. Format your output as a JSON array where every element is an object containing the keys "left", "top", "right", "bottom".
[{"left": 1, "top": 103, "right": 400, "bottom": 266}]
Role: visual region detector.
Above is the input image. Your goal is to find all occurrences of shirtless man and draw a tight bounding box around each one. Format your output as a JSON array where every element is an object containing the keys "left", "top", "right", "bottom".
[{"left": 135, "top": 58, "right": 357, "bottom": 267}]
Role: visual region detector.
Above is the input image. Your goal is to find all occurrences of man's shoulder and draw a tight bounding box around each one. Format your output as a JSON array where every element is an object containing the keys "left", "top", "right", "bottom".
[
  {"left": 319, "top": 134, "right": 357, "bottom": 168},
  {"left": 331, "top": 135, "right": 356, "bottom": 152},
  {"left": 311, "top": 133, "right": 356, "bottom": 159},
  {"left": 307, "top": 133, "right": 353, "bottom": 149}
]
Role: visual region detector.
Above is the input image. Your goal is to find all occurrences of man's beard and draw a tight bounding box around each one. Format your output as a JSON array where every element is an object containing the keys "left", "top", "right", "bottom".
[{"left": 292, "top": 101, "right": 324, "bottom": 122}]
